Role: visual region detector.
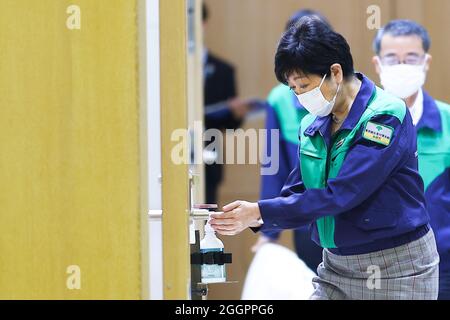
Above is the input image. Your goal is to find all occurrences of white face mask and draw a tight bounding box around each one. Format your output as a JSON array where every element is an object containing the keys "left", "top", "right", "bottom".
[
  {"left": 295, "top": 74, "right": 341, "bottom": 117},
  {"left": 378, "top": 57, "right": 427, "bottom": 99}
]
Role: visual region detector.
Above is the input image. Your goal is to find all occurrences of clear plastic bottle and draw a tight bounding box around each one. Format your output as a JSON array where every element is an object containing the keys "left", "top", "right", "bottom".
[{"left": 200, "top": 221, "right": 226, "bottom": 283}]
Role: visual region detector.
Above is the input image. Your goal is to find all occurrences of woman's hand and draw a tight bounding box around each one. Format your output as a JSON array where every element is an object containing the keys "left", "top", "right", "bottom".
[{"left": 210, "top": 200, "right": 262, "bottom": 236}]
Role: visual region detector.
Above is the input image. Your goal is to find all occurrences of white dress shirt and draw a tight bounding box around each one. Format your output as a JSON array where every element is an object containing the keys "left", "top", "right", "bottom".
[{"left": 409, "top": 89, "right": 424, "bottom": 126}]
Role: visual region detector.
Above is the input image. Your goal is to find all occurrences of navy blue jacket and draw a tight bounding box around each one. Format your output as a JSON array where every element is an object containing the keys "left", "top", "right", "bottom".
[
  {"left": 257, "top": 74, "right": 430, "bottom": 255},
  {"left": 417, "top": 91, "right": 450, "bottom": 272}
]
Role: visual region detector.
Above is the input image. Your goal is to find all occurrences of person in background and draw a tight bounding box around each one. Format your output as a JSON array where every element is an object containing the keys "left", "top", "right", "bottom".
[
  {"left": 372, "top": 19, "right": 450, "bottom": 300},
  {"left": 202, "top": 3, "right": 252, "bottom": 204},
  {"left": 252, "top": 10, "right": 332, "bottom": 273}
]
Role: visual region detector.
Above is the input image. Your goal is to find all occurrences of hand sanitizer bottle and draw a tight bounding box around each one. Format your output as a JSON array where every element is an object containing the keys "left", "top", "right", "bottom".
[{"left": 200, "top": 221, "right": 226, "bottom": 283}]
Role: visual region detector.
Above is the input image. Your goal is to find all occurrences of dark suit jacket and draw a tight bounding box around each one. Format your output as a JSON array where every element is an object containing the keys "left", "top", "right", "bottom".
[
  {"left": 203, "top": 52, "right": 242, "bottom": 203},
  {"left": 204, "top": 52, "right": 241, "bottom": 130}
]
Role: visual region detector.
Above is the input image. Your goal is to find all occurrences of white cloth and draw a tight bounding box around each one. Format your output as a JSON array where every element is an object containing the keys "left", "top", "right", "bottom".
[
  {"left": 241, "top": 243, "right": 316, "bottom": 300},
  {"left": 409, "top": 89, "right": 424, "bottom": 126}
]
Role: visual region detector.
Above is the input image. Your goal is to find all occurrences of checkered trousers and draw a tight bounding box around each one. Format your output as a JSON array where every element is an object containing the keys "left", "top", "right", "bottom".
[{"left": 310, "top": 229, "right": 440, "bottom": 300}]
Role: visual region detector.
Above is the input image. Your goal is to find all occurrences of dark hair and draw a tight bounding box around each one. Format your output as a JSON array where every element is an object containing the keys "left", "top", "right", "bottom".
[
  {"left": 202, "top": 3, "right": 209, "bottom": 23},
  {"left": 275, "top": 16, "right": 354, "bottom": 85},
  {"left": 285, "top": 9, "right": 332, "bottom": 31},
  {"left": 373, "top": 20, "right": 431, "bottom": 54}
]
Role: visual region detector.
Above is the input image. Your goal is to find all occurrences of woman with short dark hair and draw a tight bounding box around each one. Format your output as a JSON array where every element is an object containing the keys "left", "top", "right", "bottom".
[{"left": 210, "top": 17, "right": 439, "bottom": 300}]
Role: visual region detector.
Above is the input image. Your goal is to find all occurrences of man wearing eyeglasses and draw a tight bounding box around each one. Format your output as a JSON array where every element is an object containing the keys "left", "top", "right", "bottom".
[{"left": 372, "top": 19, "right": 450, "bottom": 300}]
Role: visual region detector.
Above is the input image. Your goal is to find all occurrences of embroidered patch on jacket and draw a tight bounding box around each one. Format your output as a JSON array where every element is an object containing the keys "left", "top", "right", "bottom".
[{"left": 362, "top": 121, "right": 393, "bottom": 146}]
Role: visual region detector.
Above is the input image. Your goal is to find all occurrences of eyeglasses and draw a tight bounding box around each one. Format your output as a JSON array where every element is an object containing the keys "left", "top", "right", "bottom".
[{"left": 379, "top": 54, "right": 427, "bottom": 66}]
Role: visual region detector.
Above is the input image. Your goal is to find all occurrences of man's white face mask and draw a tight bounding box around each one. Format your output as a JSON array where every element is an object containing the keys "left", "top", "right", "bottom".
[{"left": 377, "top": 56, "right": 428, "bottom": 99}]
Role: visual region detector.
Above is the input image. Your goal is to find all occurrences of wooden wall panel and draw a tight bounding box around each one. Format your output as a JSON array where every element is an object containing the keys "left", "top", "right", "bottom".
[
  {"left": 160, "top": 0, "right": 191, "bottom": 300},
  {"left": 204, "top": 0, "right": 394, "bottom": 98},
  {"left": 0, "top": 0, "right": 146, "bottom": 299},
  {"left": 427, "top": 1, "right": 450, "bottom": 102}
]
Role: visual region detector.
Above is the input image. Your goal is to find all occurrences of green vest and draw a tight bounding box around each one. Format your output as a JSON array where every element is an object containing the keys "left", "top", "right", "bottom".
[
  {"left": 299, "top": 87, "right": 406, "bottom": 248},
  {"left": 417, "top": 101, "right": 450, "bottom": 190}
]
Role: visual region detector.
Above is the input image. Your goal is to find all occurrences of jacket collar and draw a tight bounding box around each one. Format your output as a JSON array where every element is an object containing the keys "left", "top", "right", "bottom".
[
  {"left": 416, "top": 91, "right": 442, "bottom": 132},
  {"left": 304, "top": 73, "right": 375, "bottom": 137}
]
